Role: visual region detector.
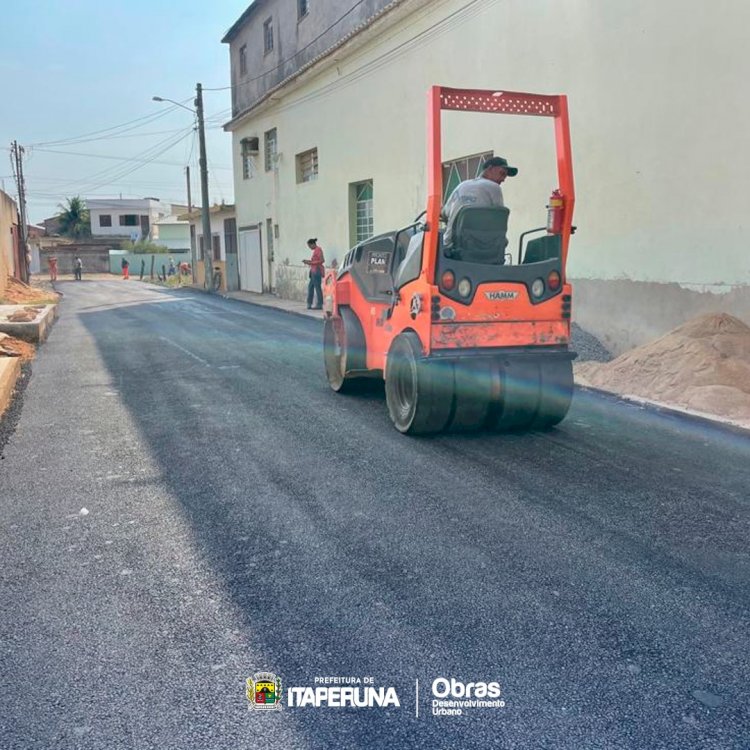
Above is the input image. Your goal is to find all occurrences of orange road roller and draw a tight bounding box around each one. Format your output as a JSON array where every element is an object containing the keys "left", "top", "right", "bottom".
[{"left": 323, "top": 86, "right": 576, "bottom": 434}]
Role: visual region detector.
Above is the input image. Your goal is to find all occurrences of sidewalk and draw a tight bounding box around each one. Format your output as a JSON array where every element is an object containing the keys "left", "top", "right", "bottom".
[{"left": 222, "top": 290, "right": 324, "bottom": 321}]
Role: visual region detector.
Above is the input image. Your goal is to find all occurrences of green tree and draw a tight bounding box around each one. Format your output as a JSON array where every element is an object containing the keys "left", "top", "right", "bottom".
[{"left": 57, "top": 196, "right": 91, "bottom": 239}]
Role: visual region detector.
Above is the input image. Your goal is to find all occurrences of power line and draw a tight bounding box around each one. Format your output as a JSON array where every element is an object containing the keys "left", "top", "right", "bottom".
[
  {"left": 275, "top": 0, "right": 492, "bottom": 115},
  {"left": 27, "top": 99, "right": 194, "bottom": 147},
  {"left": 32, "top": 129, "right": 195, "bottom": 198},
  {"left": 75, "top": 130, "right": 197, "bottom": 195}
]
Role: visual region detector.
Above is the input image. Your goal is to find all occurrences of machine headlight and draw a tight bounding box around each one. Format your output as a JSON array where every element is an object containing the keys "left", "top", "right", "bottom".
[
  {"left": 458, "top": 278, "right": 472, "bottom": 298},
  {"left": 531, "top": 278, "right": 545, "bottom": 298}
]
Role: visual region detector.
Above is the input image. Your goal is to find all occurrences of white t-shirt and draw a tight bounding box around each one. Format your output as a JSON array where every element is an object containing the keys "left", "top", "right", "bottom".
[{"left": 442, "top": 177, "right": 504, "bottom": 246}]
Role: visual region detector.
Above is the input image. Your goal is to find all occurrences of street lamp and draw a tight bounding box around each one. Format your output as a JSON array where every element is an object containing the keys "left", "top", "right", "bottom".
[{"left": 153, "top": 84, "right": 213, "bottom": 291}]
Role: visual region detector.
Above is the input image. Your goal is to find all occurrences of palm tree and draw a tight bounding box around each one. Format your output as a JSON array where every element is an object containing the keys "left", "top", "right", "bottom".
[{"left": 57, "top": 196, "right": 91, "bottom": 239}]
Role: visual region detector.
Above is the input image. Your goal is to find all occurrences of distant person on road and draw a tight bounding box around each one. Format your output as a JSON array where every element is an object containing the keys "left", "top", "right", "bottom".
[
  {"left": 48, "top": 255, "right": 58, "bottom": 282},
  {"left": 441, "top": 156, "right": 517, "bottom": 248},
  {"left": 168, "top": 257, "right": 176, "bottom": 276},
  {"left": 303, "top": 238, "right": 325, "bottom": 310},
  {"left": 121, "top": 257, "right": 130, "bottom": 280},
  {"left": 74, "top": 256, "right": 83, "bottom": 281}
]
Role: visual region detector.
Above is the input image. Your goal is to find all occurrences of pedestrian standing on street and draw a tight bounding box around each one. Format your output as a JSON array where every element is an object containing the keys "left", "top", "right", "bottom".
[
  {"left": 48, "top": 255, "right": 58, "bottom": 282},
  {"left": 74, "top": 256, "right": 83, "bottom": 281},
  {"left": 121, "top": 257, "right": 130, "bottom": 280},
  {"left": 303, "top": 238, "right": 325, "bottom": 310}
]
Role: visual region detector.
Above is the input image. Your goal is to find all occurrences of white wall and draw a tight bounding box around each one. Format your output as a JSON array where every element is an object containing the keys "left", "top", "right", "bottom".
[
  {"left": 196, "top": 212, "right": 235, "bottom": 262},
  {"left": 229, "top": 0, "right": 750, "bottom": 289}
]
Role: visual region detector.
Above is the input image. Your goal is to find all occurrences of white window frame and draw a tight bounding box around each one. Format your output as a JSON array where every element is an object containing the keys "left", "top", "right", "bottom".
[{"left": 264, "top": 128, "right": 277, "bottom": 172}]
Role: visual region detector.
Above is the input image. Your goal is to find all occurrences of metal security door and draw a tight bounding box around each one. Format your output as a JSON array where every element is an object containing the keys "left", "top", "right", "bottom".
[{"left": 238, "top": 226, "right": 263, "bottom": 293}]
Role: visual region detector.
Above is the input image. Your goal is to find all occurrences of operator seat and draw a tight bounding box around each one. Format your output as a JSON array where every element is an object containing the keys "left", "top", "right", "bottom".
[{"left": 444, "top": 206, "right": 509, "bottom": 264}]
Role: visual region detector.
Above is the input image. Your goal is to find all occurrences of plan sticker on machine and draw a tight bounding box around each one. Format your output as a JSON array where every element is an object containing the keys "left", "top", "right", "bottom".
[{"left": 366, "top": 250, "right": 390, "bottom": 274}]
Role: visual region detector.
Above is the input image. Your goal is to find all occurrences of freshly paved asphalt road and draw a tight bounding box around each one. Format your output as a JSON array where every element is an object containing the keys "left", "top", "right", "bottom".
[{"left": 1, "top": 280, "right": 748, "bottom": 750}]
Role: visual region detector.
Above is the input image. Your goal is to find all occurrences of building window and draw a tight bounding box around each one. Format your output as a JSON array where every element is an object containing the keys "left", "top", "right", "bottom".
[
  {"left": 190, "top": 224, "right": 196, "bottom": 257},
  {"left": 239, "top": 44, "right": 247, "bottom": 76},
  {"left": 264, "top": 128, "right": 277, "bottom": 172},
  {"left": 99, "top": 214, "right": 112, "bottom": 227},
  {"left": 298, "top": 0, "right": 310, "bottom": 19},
  {"left": 263, "top": 18, "right": 274, "bottom": 54},
  {"left": 441, "top": 151, "right": 493, "bottom": 202},
  {"left": 296, "top": 148, "right": 318, "bottom": 183},
  {"left": 354, "top": 181, "right": 374, "bottom": 243},
  {"left": 242, "top": 140, "right": 255, "bottom": 180},
  {"left": 198, "top": 234, "right": 204, "bottom": 260},
  {"left": 119, "top": 214, "right": 139, "bottom": 227},
  {"left": 212, "top": 234, "right": 221, "bottom": 262}
]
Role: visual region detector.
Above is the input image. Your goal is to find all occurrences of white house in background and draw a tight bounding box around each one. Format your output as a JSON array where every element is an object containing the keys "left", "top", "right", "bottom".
[
  {"left": 151, "top": 215, "right": 190, "bottom": 252},
  {"left": 178, "top": 204, "right": 239, "bottom": 292},
  {"left": 87, "top": 198, "right": 188, "bottom": 242}
]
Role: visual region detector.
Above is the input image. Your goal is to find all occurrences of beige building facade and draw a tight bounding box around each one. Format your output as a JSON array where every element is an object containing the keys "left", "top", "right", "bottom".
[
  {"left": 0, "top": 190, "right": 21, "bottom": 297},
  {"left": 224, "top": 0, "right": 750, "bottom": 349}
]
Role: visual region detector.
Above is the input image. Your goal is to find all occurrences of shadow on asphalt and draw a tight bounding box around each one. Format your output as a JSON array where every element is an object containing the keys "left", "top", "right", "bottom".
[{"left": 77, "top": 290, "right": 750, "bottom": 748}]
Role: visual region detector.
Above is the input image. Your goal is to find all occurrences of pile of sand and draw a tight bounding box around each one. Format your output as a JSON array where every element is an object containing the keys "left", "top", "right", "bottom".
[
  {"left": 0, "top": 333, "right": 35, "bottom": 363},
  {"left": 0, "top": 277, "right": 59, "bottom": 306},
  {"left": 576, "top": 313, "right": 750, "bottom": 426}
]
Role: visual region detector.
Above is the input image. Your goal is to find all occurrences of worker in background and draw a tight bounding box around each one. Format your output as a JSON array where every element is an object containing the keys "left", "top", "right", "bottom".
[
  {"left": 48, "top": 255, "right": 58, "bottom": 282},
  {"left": 74, "top": 256, "right": 83, "bottom": 281},
  {"left": 441, "top": 156, "right": 517, "bottom": 248},
  {"left": 303, "top": 238, "right": 325, "bottom": 310},
  {"left": 121, "top": 257, "right": 130, "bottom": 280}
]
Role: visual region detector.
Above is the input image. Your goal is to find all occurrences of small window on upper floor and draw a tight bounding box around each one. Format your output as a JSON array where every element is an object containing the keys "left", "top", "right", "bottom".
[
  {"left": 239, "top": 44, "right": 247, "bottom": 76},
  {"left": 263, "top": 18, "right": 273, "bottom": 55},
  {"left": 264, "top": 128, "right": 277, "bottom": 172},
  {"left": 296, "top": 148, "right": 318, "bottom": 183},
  {"left": 99, "top": 214, "right": 112, "bottom": 227},
  {"left": 298, "top": 0, "right": 310, "bottom": 19}
]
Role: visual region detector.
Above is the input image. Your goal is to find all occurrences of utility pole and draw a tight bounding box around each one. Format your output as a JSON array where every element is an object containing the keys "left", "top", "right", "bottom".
[
  {"left": 152, "top": 89, "right": 211, "bottom": 289},
  {"left": 195, "top": 83, "right": 213, "bottom": 291},
  {"left": 185, "top": 166, "right": 192, "bottom": 213},
  {"left": 186, "top": 165, "right": 196, "bottom": 284},
  {"left": 10, "top": 141, "right": 29, "bottom": 283}
]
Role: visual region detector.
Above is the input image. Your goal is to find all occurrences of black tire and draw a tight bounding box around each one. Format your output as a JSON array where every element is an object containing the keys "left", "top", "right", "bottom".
[
  {"left": 323, "top": 310, "right": 368, "bottom": 393},
  {"left": 532, "top": 359, "right": 574, "bottom": 429},
  {"left": 385, "top": 332, "right": 453, "bottom": 435}
]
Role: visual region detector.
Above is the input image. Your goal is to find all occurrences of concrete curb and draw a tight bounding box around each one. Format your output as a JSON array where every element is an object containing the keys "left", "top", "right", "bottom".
[
  {"left": 576, "top": 384, "right": 750, "bottom": 436},
  {"left": 0, "top": 357, "right": 21, "bottom": 418},
  {"left": 0, "top": 304, "right": 59, "bottom": 343}
]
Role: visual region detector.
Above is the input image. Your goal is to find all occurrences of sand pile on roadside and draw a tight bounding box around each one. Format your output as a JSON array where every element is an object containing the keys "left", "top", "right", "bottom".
[
  {"left": 1, "top": 277, "right": 60, "bottom": 305},
  {"left": 576, "top": 313, "right": 750, "bottom": 425}
]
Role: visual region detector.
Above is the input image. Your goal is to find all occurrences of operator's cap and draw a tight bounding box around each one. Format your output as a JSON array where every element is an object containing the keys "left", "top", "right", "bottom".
[{"left": 481, "top": 156, "right": 518, "bottom": 176}]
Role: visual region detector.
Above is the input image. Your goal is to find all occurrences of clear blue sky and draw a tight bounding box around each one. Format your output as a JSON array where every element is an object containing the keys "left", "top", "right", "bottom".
[{"left": 0, "top": 0, "right": 251, "bottom": 223}]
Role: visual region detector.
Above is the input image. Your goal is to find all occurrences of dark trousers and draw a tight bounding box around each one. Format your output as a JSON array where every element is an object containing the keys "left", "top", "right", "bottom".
[
  {"left": 307, "top": 272, "right": 323, "bottom": 308},
  {"left": 74, "top": 268, "right": 82, "bottom": 281}
]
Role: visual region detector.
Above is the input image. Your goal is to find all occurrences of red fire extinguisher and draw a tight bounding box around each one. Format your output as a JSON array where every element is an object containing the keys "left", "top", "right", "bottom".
[{"left": 547, "top": 189, "right": 564, "bottom": 234}]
